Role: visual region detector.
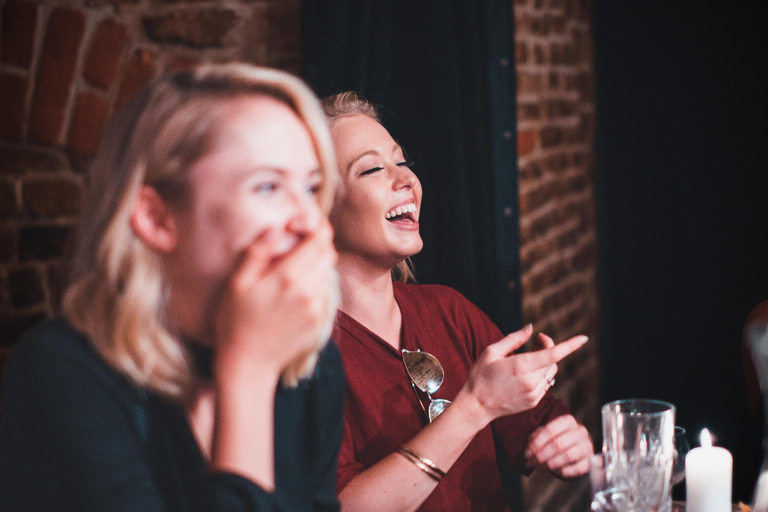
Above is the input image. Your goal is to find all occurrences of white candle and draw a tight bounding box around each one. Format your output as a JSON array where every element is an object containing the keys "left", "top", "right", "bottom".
[{"left": 685, "top": 429, "right": 733, "bottom": 512}]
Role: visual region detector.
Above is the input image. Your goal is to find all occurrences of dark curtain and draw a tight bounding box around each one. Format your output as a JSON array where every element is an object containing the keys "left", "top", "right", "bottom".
[
  {"left": 302, "top": 1, "right": 524, "bottom": 509},
  {"left": 302, "top": 0, "right": 522, "bottom": 337},
  {"left": 595, "top": 1, "right": 768, "bottom": 501}
]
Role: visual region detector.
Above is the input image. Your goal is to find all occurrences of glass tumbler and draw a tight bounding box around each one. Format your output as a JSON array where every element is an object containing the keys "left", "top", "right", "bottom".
[{"left": 602, "top": 399, "right": 676, "bottom": 461}]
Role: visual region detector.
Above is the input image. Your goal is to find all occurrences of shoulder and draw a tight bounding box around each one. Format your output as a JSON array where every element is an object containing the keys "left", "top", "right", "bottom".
[
  {"left": 4, "top": 317, "right": 100, "bottom": 382},
  {"left": 2, "top": 317, "right": 142, "bottom": 416}
]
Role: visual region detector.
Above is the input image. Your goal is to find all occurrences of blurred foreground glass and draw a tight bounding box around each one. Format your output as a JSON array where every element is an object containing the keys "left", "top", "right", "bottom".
[
  {"left": 590, "top": 452, "right": 673, "bottom": 512},
  {"left": 602, "top": 399, "right": 676, "bottom": 461}
]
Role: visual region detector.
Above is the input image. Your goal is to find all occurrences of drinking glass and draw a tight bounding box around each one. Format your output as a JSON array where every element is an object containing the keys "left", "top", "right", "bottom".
[
  {"left": 670, "top": 426, "right": 690, "bottom": 487},
  {"left": 590, "top": 451, "right": 673, "bottom": 512},
  {"left": 602, "top": 399, "right": 676, "bottom": 461}
]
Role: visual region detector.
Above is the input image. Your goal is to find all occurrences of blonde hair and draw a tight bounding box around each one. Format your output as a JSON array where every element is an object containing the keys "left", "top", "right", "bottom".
[
  {"left": 321, "top": 91, "right": 416, "bottom": 283},
  {"left": 64, "top": 63, "right": 339, "bottom": 400}
]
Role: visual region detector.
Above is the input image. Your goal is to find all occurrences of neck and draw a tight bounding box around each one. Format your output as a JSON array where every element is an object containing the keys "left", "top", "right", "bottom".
[{"left": 336, "top": 253, "right": 403, "bottom": 349}]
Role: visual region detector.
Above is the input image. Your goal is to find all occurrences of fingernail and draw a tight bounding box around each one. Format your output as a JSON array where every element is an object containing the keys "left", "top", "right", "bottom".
[
  {"left": 524, "top": 323, "right": 533, "bottom": 332},
  {"left": 579, "top": 336, "right": 589, "bottom": 344}
]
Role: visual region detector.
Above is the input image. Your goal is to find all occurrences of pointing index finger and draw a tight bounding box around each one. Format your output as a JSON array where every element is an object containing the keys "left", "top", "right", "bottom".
[{"left": 523, "top": 335, "right": 588, "bottom": 369}]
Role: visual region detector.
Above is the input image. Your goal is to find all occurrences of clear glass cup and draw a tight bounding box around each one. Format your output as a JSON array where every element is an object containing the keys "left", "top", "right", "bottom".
[
  {"left": 590, "top": 451, "right": 673, "bottom": 512},
  {"left": 602, "top": 399, "right": 676, "bottom": 461}
]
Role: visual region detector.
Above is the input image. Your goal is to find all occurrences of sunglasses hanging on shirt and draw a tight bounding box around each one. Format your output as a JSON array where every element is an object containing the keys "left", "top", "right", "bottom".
[{"left": 401, "top": 349, "right": 451, "bottom": 423}]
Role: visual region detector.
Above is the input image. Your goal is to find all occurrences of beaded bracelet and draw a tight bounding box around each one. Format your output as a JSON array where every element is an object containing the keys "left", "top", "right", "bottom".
[{"left": 397, "top": 446, "right": 447, "bottom": 482}]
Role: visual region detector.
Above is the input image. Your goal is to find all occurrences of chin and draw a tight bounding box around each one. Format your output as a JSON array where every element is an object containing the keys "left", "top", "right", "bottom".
[{"left": 399, "top": 240, "right": 423, "bottom": 259}]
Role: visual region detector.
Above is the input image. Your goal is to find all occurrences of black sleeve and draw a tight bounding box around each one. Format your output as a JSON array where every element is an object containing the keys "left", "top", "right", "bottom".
[{"left": 308, "top": 341, "right": 346, "bottom": 511}]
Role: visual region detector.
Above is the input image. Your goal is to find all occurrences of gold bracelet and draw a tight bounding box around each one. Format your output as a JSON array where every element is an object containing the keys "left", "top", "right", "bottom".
[{"left": 397, "top": 446, "right": 447, "bottom": 482}]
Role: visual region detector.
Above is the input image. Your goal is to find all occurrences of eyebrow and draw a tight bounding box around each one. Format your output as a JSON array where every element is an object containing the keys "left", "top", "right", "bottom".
[{"left": 346, "top": 144, "right": 403, "bottom": 172}]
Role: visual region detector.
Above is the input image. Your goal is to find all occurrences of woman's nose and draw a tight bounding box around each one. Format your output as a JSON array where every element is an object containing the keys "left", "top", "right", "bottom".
[
  {"left": 392, "top": 164, "right": 417, "bottom": 190},
  {"left": 285, "top": 190, "right": 321, "bottom": 234}
]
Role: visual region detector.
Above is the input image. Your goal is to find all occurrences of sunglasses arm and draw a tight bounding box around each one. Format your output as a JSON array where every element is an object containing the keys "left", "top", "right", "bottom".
[{"left": 409, "top": 381, "right": 430, "bottom": 421}]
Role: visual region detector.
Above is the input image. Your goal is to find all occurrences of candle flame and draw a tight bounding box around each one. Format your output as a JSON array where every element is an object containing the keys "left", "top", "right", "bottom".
[{"left": 700, "top": 428, "right": 712, "bottom": 448}]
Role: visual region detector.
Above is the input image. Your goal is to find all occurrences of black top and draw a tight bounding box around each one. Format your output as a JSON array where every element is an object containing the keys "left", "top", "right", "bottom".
[{"left": 0, "top": 317, "right": 345, "bottom": 512}]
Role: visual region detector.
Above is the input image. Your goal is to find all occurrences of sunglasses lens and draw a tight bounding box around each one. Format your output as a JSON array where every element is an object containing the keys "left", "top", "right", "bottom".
[
  {"left": 428, "top": 399, "right": 451, "bottom": 422},
  {"left": 402, "top": 349, "right": 445, "bottom": 394}
]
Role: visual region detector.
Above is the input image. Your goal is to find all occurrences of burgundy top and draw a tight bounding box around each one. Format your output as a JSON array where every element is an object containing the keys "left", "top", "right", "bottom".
[{"left": 332, "top": 283, "right": 570, "bottom": 512}]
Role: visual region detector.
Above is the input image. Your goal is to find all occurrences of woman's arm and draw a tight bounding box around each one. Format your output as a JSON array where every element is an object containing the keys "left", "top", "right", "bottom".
[
  {"left": 339, "top": 326, "right": 588, "bottom": 512},
  {"left": 210, "top": 222, "right": 338, "bottom": 491}
]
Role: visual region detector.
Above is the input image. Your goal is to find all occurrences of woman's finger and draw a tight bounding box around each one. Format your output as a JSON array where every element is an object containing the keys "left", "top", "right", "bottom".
[
  {"left": 484, "top": 324, "right": 534, "bottom": 359},
  {"left": 520, "top": 335, "right": 588, "bottom": 371}
]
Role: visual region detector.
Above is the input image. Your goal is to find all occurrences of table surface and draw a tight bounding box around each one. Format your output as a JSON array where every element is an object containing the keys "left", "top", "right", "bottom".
[{"left": 672, "top": 501, "right": 748, "bottom": 512}]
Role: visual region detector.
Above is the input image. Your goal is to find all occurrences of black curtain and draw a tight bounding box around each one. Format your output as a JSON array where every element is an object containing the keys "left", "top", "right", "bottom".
[
  {"left": 302, "top": 0, "right": 522, "bottom": 336},
  {"left": 595, "top": 1, "right": 768, "bottom": 501}
]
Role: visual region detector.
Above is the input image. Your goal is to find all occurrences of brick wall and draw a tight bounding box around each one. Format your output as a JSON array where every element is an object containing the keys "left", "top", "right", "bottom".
[
  {"left": 515, "top": 0, "right": 600, "bottom": 510},
  {"left": 0, "top": 0, "right": 301, "bottom": 379},
  {"left": 0, "top": 0, "right": 600, "bottom": 510}
]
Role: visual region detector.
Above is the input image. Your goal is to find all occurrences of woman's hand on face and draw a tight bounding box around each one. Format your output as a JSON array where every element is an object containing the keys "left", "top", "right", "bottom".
[
  {"left": 214, "top": 219, "right": 338, "bottom": 379},
  {"left": 459, "top": 326, "right": 588, "bottom": 427},
  {"left": 524, "top": 414, "right": 593, "bottom": 479}
]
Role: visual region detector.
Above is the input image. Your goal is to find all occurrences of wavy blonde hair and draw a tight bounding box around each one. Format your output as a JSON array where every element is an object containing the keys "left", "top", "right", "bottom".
[
  {"left": 63, "top": 63, "right": 339, "bottom": 401},
  {"left": 321, "top": 91, "right": 416, "bottom": 283}
]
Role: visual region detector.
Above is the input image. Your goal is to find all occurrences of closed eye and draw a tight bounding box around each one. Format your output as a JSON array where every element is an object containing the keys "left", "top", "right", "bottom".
[
  {"left": 397, "top": 160, "right": 415, "bottom": 169},
  {"left": 360, "top": 167, "right": 383, "bottom": 176}
]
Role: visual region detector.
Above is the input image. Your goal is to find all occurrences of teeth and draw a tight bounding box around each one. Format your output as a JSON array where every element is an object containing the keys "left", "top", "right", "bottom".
[{"left": 386, "top": 203, "right": 417, "bottom": 219}]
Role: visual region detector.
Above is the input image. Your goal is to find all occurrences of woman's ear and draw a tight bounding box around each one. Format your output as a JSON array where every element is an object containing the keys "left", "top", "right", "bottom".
[{"left": 130, "top": 185, "right": 178, "bottom": 253}]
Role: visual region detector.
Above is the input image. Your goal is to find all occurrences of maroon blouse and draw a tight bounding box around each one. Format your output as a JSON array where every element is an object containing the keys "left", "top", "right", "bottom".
[{"left": 332, "top": 283, "right": 570, "bottom": 512}]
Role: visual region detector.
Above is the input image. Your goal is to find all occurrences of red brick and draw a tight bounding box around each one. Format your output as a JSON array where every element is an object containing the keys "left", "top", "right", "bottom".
[
  {"left": 515, "top": 42, "right": 527, "bottom": 65},
  {"left": 523, "top": 258, "right": 570, "bottom": 295},
  {"left": 115, "top": 49, "right": 157, "bottom": 110},
  {"left": 539, "top": 126, "right": 563, "bottom": 148},
  {"left": 22, "top": 178, "right": 83, "bottom": 218},
  {"left": 83, "top": 18, "right": 128, "bottom": 90},
  {"left": 0, "top": 179, "right": 18, "bottom": 217},
  {"left": 517, "top": 103, "right": 541, "bottom": 123},
  {"left": 571, "top": 240, "right": 597, "bottom": 271},
  {"left": 143, "top": 10, "right": 237, "bottom": 48},
  {"left": 0, "top": 73, "right": 29, "bottom": 140},
  {"left": 521, "top": 207, "right": 564, "bottom": 243},
  {"left": 1, "top": 1, "right": 37, "bottom": 68},
  {"left": 517, "top": 129, "right": 536, "bottom": 156},
  {"left": 520, "top": 238, "right": 555, "bottom": 272},
  {"left": 18, "top": 225, "right": 72, "bottom": 261},
  {"left": 0, "top": 146, "right": 69, "bottom": 175},
  {"left": 264, "top": 1, "right": 301, "bottom": 71},
  {"left": 28, "top": 8, "right": 86, "bottom": 144},
  {"left": 68, "top": 92, "right": 109, "bottom": 155},
  {"left": 519, "top": 179, "right": 561, "bottom": 213}
]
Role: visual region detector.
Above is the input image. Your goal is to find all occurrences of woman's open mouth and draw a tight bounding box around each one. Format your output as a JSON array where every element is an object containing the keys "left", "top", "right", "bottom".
[{"left": 385, "top": 203, "right": 418, "bottom": 226}]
